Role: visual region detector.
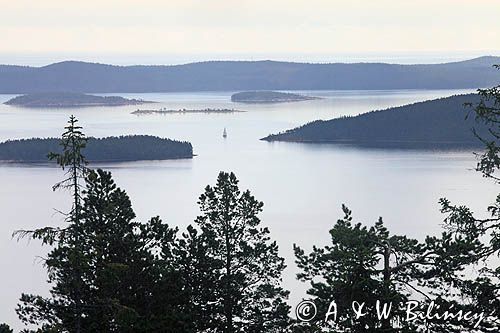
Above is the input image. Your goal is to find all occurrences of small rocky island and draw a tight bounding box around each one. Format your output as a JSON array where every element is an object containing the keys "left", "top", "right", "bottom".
[
  {"left": 4, "top": 92, "right": 153, "bottom": 108},
  {"left": 0, "top": 136, "right": 193, "bottom": 162},
  {"left": 231, "top": 91, "right": 319, "bottom": 104},
  {"left": 132, "top": 108, "right": 245, "bottom": 115}
]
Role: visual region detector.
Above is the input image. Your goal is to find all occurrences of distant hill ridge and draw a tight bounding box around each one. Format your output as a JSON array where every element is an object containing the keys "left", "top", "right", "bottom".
[
  {"left": 0, "top": 57, "right": 499, "bottom": 93},
  {"left": 262, "top": 94, "right": 491, "bottom": 147}
]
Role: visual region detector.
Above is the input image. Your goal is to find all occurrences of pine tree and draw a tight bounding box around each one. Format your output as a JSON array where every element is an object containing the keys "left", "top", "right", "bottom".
[
  {"left": 132, "top": 216, "right": 199, "bottom": 333},
  {"left": 172, "top": 224, "right": 222, "bottom": 332},
  {"left": 194, "top": 171, "right": 290, "bottom": 333},
  {"left": 294, "top": 205, "right": 480, "bottom": 332}
]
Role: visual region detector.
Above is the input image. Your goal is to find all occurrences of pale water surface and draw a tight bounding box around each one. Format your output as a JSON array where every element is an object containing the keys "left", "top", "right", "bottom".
[{"left": 0, "top": 89, "right": 496, "bottom": 329}]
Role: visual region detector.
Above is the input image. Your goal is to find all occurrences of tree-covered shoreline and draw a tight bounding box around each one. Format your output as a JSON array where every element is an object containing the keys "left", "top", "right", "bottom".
[
  {"left": 0, "top": 135, "right": 193, "bottom": 162},
  {"left": 4, "top": 92, "right": 153, "bottom": 108},
  {"left": 263, "top": 94, "right": 489, "bottom": 147}
]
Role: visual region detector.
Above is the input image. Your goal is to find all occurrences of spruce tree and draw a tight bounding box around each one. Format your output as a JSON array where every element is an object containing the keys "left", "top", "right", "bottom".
[
  {"left": 78, "top": 170, "right": 191, "bottom": 332},
  {"left": 15, "top": 118, "right": 187, "bottom": 332},
  {"left": 16, "top": 116, "right": 89, "bottom": 332}
]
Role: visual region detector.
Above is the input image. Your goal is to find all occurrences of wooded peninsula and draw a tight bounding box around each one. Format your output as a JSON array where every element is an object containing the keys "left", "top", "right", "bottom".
[{"left": 262, "top": 94, "right": 487, "bottom": 147}]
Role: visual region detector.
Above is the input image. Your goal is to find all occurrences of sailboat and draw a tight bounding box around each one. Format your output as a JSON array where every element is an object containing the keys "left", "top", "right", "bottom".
[{"left": 223, "top": 128, "right": 227, "bottom": 138}]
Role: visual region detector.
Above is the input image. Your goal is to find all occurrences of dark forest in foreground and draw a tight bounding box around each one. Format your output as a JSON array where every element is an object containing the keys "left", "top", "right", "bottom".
[
  {"left": 262, "top": 94, "right": 488, "bottom": 147},
  {"left": 8, "top": 78, "right": 500, "bottom": 332},
  {"left": 0, "top": 135, "right": 193, "bottom": 162}
]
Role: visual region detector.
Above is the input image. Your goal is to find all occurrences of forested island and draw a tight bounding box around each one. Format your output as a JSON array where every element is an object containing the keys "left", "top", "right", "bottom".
[
  {"left": 0, "top": 57, "right": 499, "bottom": 93},
  {"left": 0, "top": 135, "right": 193, "bottom": 162},
  {"left": 132, "top": 107, "right": 245, "bottom": 115},
  {"left": 262, "top": 94, "right": 488, "bottom": 147},
  {"left": 4, "top": 92, "right": 153, "bottom": 108},
  {"left": 231, "top": 91, "right": 319, "bottom": 103}
]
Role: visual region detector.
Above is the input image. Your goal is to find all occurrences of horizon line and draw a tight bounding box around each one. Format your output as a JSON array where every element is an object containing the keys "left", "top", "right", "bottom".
[{"left": 2, "top": 54, "right": 500, "bottom": 68}]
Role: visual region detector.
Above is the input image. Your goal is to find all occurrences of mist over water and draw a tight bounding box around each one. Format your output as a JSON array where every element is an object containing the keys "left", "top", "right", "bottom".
[{"left": 0, "top": 89, "right": 496, "bottom": 329}]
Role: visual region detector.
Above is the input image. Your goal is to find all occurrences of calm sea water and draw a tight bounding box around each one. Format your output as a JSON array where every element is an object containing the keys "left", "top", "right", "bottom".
[{"left": 0, "top": 89, "right": 497, "bottom": 329}]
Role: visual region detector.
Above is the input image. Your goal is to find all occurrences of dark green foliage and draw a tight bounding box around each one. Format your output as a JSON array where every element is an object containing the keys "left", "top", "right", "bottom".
[
  {"left": 18, "top": 171, "right": 292, "bottom": 332},
  {"left": 74, "top": 171, "right": 192, "bottom": 332},
  {"left": 0, "top": 324, "right": 13, "bottom": 333},
  {"left": 170, "top": 225, "right": 222, "bottom": 331},
  {"left": 294, "top": 205, "right": 482, "bottom": 332},
  {"left": 294, "top": 207, "right": 388, "bottom": 331},
  {"left": 194, "top": 171, "right": 291, "bottom": 332},
  {"left": 434, "top": 66, "right": 500, "bottom": 332},
  {"left": 16, "top": 117, "right": 290, "bottom": 332},
  {"left": 263, "top": 94, "right": 490, "bottom": 147},
  {"left": 14, "top": 117, "right": 190, "bottom": 332},
  {"left": 0, "top": 135, "right": 193, "bottom": 162},
  {"left": 16, "top": 116, "right": 89, "bottom": 332},
  {"left": 472, "top": 69, "right": 500, "bottom": 181},
  {"left": 4, "top": 92, "right": 150, "bottom": 108},
  {"left": 16, "top": 169, "right": 191, "bottom": 332}
]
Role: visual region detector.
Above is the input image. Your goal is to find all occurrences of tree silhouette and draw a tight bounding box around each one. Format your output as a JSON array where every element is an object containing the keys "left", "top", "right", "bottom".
[
  {"left": 438, "top": 65, "right": 500, "bottom": 332},
  {"left": 15, "top": 116, "right": 88, "bottom": 332},
  {"left": 194, "top": 171, "right": 290, "bottom": 332}
]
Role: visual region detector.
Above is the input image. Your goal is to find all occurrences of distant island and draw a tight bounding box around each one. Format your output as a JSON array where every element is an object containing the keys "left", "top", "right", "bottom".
[
  {"left": 262, "top": 94, "right": 489, "bottom": 148},
  {"left": 0, "top": 57, "right": 499, "bottom": 93},
  {"left": 0, "top": 135, "right": 193, "bottom": 162},
  {"left": 231, "top": 91, "right": 319, "bottom": 104},
  {"left": 132, "top": 108, "right": 246, "bottom": 115},
  {"left": 4, "top": 92, "right": 154, "bottom": 108}
]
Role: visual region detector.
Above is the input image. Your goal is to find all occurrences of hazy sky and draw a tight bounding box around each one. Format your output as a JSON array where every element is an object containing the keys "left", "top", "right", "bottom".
[{"left": 1, "top": 0, "right": 499, "bottom": 65}]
